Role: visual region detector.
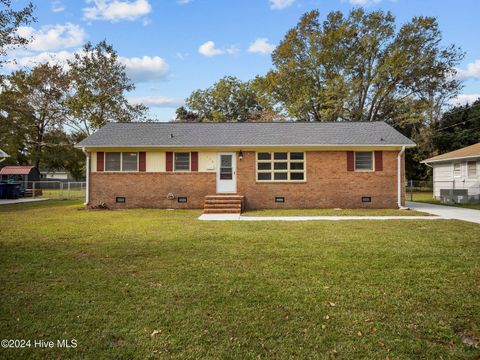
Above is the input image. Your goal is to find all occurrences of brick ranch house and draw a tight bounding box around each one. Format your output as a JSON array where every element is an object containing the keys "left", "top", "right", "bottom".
[{"left": 75, "top": 122, "right": 415, "bottom": 212}]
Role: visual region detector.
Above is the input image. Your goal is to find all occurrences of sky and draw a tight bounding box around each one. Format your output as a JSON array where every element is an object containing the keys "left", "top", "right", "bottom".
[{"left": 5, "top": 0, "right": 480, "bottom": 121}]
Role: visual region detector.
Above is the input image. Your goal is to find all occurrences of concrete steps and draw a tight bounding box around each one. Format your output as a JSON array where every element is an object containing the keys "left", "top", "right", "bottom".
[{"left": 204, "top": 195, "right": 244, "bottom": 214}]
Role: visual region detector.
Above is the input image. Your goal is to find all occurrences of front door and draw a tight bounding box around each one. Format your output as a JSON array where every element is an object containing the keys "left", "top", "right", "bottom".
[{"left": 216, "top": 152, "right": 236, "bottom": 193}]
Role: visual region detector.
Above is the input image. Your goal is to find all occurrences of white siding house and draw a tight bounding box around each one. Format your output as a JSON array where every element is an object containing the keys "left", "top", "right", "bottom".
[{"left": 422, "top": 143, "right": 480, "bottom": 201}]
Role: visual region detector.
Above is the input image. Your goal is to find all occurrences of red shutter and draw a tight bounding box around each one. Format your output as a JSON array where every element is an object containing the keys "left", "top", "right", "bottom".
[
  {"left": 97, "top": 152, "right": 104, "bottom": 172},
  {"left": 347, "top": 151, "right": 354, "bottom": 171},
  {"left": 166, "top": 152, "right": 173, "bottom": 172},
  {"left": 191, "top": 152, "right": 198, "bottom": 172},
  {"left": 375, "top": 151, "right": 383, "bottom": 171},
  {"left": 139, "top": 152, "right": 146, "bottom": 172}
]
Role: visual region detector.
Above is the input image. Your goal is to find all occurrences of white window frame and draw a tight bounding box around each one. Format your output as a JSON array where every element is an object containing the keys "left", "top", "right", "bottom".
[
  {"left": 453, "top": 162, "right": 462, "bottom": 178},
  {"left": 467, "top": 160, "right": 477, "bottom": 178},
  {"left": 256, "top": 152, "right": 306, "bottom": 182},
  {"left": 174, "top": 152, "right": 191, "bottom": 172},
  {"left": 354, "top": 151, "right": 375, "bottom": 172},
  {"left": 104, "top": 152, "right": 139, "bottom": 172}
]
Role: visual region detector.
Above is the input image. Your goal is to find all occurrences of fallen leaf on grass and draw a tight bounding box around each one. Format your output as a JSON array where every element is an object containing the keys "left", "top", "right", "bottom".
[
  {"left": 328, "top": 302, "right": 336, "bottom": 307},
  {"left": 151, "top": 330, "right": 160, "bottom": 337}
]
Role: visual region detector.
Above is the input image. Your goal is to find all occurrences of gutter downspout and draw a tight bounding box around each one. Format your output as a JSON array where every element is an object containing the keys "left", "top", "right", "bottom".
[
  {"left": 397, "top": 146, "right": 406, "bottom": 208},
  {"left": 83, "top": 148, "right": 90, "bottom": 206}
]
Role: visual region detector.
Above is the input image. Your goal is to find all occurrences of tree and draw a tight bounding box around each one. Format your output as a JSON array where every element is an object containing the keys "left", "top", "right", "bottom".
[
  {"left": 0, "top": 63, "right": 70, "bottom": 168},
  {"left": 177, "top": 76, "right": 279, "bottom": 122},
  {"left": 261, "top": 9, "right": 463, "bottom": 124},
  {"left": 66, "top": 41, "right": 147, "bottom": 136},
  {"left": 433, "top": 99, "right": 480, "bottom": 154},
  {"left": 0, "top": 0, "right": 35, "bottom": 70},
  {"left": 41, "top": 130, "right": 86, "bottom": 180}
]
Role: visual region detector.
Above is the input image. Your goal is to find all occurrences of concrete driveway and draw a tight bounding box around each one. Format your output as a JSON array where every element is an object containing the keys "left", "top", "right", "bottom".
[{"left": 407, "top": 201, "right": 480, "bottom": 224}]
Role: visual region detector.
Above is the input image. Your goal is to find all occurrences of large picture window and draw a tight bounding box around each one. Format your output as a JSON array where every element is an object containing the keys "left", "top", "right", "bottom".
[
  {"left": 256, "top": 152, "right": 305, "bottom": 182},
  {"left": 174, "top": 152, "right": 190, "bottom": 171},
  {"left": 355, "top": 151, "right": 373, "bottom": 171},
  {"left": 105, "top": 152, "right": 138, "bottom": 172}
]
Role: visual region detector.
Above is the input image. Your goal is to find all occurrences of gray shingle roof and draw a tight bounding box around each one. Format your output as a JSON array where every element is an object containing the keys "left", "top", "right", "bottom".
[{"left": 75, "top": 121, "right": 415, "bottom": 148}]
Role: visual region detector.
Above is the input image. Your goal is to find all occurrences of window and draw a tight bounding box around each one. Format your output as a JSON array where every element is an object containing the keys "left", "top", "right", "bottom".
[
  {"left": 174, "top": 152, "right": 190, "bottom": 171},
  {"left": 467, "top": 161, "right": 477, "bottom": 178},
  {"left": 122, "top": 152, "right": 138, "bottom": 171},
  {"left": 105, "top": 152, "right": 138, "bottom": 172},
  {"left": 453, "top": 162, "right": 461, "bottom": 178},
  {"left": 256, "top": 152, "right": 305, "bottom": 182},
  {"left": 355, "top": 151, "right": 373, "bottom": 171},
  {"left": 105, "top": 152, "right": 121, "bottom": 171}
]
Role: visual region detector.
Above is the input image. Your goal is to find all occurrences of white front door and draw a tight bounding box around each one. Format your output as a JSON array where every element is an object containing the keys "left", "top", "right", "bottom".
[{"left": 216, "top": 152, "right": 236, "bottom": 193}]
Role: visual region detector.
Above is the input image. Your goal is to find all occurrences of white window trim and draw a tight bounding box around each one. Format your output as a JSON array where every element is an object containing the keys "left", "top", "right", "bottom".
[
  {"left": 354, "top": 151, "right": 375, "bottom": 172},
  {"left": 256, "top": 152, "right": 306, "bottom": 182},
  {"left": 104, "top": 152, "right": 139, "bottom": 172},
  {"left": 453, "top": 162, "right": 462, "bottom": 178},
  {"left": 467, "top": 160, "right": 477, "bottom": 179},
  {"left": 173, "top": 152, "right": 191, "bottom": 172}
]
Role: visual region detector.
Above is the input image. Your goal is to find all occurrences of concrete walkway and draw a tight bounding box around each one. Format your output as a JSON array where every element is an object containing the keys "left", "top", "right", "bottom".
[
  {"left": 198, "top": 214, "right": 443, "bottom": 221},
  {"left": 0, "top": 198, "right": 48, "bottom": 205},
  {"left": 407, "top": 201, "right": 480, "bottom": 224}
]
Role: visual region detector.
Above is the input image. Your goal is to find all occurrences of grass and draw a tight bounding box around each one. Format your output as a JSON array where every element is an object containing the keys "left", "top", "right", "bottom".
[
  {"left": 0, "top": 200, "right": 479, "bottom": 359},
  {"left": 244, "top": 208, "right": 430, "bottom": 216},
  {"left": 408, "top": 191, "right": 480, "bottom": 210}
]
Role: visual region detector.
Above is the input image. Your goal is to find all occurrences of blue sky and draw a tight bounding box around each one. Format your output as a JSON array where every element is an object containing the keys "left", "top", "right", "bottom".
[{"left": 7, "top": 0, "right": 480, "bottom": 121}]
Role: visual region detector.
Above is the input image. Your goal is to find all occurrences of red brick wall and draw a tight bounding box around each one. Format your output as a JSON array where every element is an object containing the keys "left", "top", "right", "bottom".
[
  {"left": 88, "top": 150, "right": 405, "bottom": 209},
  {"left": 89, "top": 172, "right": 215, "bottom": 209},
  {"left": 237, "top": 151, "right": 403, "bottom": 209}
]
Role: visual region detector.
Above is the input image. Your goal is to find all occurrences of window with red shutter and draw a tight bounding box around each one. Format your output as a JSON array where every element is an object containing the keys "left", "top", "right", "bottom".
[
  {"left": 139, "top": 152, "right": 146, "bottom": 172},
  {"left": 97, "top": 152, "right": 104, "bottom": 172},
  {"left": 346, "top": 151, "right": 354, "bottom": 171},
  {"left": 191, "top": 152, "right": 198, "bottom": 171},
  {"left": 166, "top": 152, "right": 173, "bottom": 172},
  {"left": 375, "top": 151, "right": 383, "bottom": 171}
]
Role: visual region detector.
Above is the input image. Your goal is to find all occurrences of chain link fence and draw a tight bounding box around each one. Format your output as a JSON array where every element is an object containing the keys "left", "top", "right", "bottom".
[
  {"left": 406, "top": 179, "right": 480, "bottom": 203},
  {"left": 25, "top": 181, "right": 86, "bottom": 200}
]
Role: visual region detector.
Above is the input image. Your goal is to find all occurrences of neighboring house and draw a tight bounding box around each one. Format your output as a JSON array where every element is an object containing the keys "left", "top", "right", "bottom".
[
  {"left": 75, "top": 122, "right": 415, "bottom": 212},
  {"left": 0, "top": 166, "right": 41, "bottom": 183},
  {"left": 0, "top": 149, "right": 9, "bottom": 163},
  {"left": 421, "top": 143, "right": 480, "bottom": 202},
  {"left": 40, "top": 168, "right": 73, "bottom": 180}
]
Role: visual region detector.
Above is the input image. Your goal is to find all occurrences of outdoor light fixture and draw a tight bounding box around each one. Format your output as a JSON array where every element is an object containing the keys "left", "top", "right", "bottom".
[{"left": 239, "top": 150, "right": 244, "bottom": 161}]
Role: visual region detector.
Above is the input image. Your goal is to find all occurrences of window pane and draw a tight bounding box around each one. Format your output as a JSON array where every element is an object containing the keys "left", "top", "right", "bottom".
[
  {"left": 257, "top": 162, "right": 271, "bottom": 170},
  {"left": 175, "top": 152, "right": 190, "bottom": 171},
  {"left": 122, "top": 152, "right": 138, "bottom": 171},
  {"left": 290, "top": 162, "right": 304, "bottom": 170},
  {"left": 105, "top": 152, "right": 121, "bottom": 171},
  {"left": 355, "top": 152, "right": 373, "bottom": 170},
  {"left": 290, "top": 152, "right": 304, "bottom": 160},
  {"left": 467, "top": 161, "right": 477, "bottom": 178},
  {"left": 454, "top": 163, "right": 461, "bottom": 177},
  {"left": 274, "top": 162, "right": 288, "bottom": 170},
  {"left": 290, "top": 172, "right": 304, "bottom": 180},
  {"left": 258, "top": 152, "right": 271, "bottom": 160},
  {"left": 274, "top": 152, "right": 287, "bottom": 160},
  {"left": 257, "top": 172, "right": 271, "bottom": 181},
  {"left": 274, "top": 172, "right": 288, "bottom": 180}
]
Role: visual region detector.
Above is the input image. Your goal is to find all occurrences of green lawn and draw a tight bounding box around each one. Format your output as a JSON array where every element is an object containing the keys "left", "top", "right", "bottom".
[
  {"left": 408, "top": 191, "right": 480, "bottom": 210},
  {"left": 1, "top": 200, "right": 479, "bottom": 359}
]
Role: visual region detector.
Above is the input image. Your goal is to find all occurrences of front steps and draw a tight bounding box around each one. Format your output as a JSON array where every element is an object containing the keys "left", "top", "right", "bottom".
[{"left": 204, "top": 195, "right": 244, "bottom": 214}]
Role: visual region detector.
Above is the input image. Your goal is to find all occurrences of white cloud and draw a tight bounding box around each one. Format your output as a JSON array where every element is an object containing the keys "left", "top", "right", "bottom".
[
  {"left": 451, "top": 94, "right": 480, "bottom": 106},
  {"left": 198, "top": 41, "right": 224, "bottom": 57},
  {"left": 177, "top": 0, "right": 192, "bottom": 4},
  {"left": 120, "top": 56, "right": 169, "bottom": 82},
  {"left": 17, "top": 23, "right": 86, "bottom": 52},
  {"left": 5, "top": 50, "right": 76, "bottom": 69},
  {"left": 83, "top": 0, "right": 152, "bottom": 22},
  {"left": 226, "top": 45, "right": 239, "bottom": 55},
  {"left": 129, "top": 95, "right": 184, "bottom": 108},
  {"left": 51, "top": 1, "right": 65, "bottom": 12},
  {"left": 269, "top": 0, "right": 295, "bottom": 10},
  {"left": 456, "top": 59, "right": 480, "bottom": 80},
  {"left": 248, "top": 38, "right": 275, "bottom": 55},
  {"left": 5, "top": 51, "right": 169, "bottom": 83}
]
